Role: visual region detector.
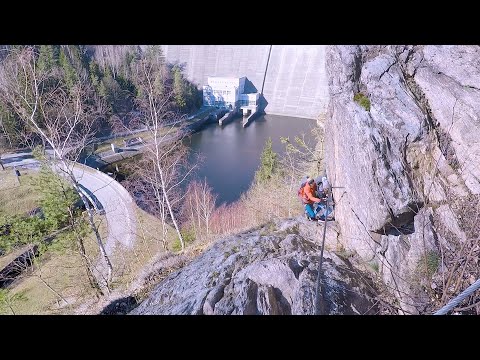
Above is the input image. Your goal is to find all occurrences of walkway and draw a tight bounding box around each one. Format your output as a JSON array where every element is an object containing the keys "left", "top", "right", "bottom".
[
  {"left": 1, "top": 152, "right": 137, "bottom": 257},
  {"left": 71, "top": 164, "right": 136, "bottom": 256}
]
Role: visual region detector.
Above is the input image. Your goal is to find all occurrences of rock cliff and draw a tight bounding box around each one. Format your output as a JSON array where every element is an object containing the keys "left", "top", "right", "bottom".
[
  {"left": 131, "top": 218, "right": 378, "bottom": 315},
  {"left": 130, "top": 45, "right": 479, "bottom": 315},
  {"left": 325, "top": 45, "right": 480, "bottom": 314}
]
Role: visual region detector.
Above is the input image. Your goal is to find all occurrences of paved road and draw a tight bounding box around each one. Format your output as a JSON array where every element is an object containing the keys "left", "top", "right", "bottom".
[
  {"left": 1, "top": 152, "right": 137, "bottom": 257},
  {"left": 0, "top": 151, "right": 39, "bottom": 169},
  {"left": 71, "top": 164, "right": 136, "bottom": 256},
  {"left": 82, "top": 130, "right": 183, "bottom": 169}
]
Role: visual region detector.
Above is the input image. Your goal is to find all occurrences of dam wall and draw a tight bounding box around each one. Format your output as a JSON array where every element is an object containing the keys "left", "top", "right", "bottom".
[{"left": 160, "top": 45, "right": 329, "bottom": 119}]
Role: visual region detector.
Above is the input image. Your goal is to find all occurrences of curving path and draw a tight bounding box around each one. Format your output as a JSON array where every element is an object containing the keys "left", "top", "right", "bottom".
[
  {"left": 71, "top": 164, "right": 136, "bottom": 256},
  {"left": 1, "top": 150, "right": 137, "bottom": 256}
]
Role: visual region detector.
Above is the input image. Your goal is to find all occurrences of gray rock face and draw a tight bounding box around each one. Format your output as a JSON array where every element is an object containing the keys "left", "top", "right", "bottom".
[
  {"left": 416, "top": 46, "right": 480, "bottom": 194},
  {"left": 130, "top": 218, "right": 378, "bottom": 315},
  {"left": 325, "top": 45, "right": 480, "bottom": 313}
]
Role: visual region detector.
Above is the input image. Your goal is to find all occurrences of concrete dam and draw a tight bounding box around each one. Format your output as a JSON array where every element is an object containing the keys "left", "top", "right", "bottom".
[{"left": 160, "top": 45, "right": 329, "bottom": 119}]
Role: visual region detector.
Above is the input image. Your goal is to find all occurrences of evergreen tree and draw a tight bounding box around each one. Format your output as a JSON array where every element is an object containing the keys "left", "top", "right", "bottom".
[
  {"left": 0, "top": 167, "right": 80, "bottom": 254},
  {"left": 172, "top": 66, "right": 186, "bottom": 108},
  {"left": 0, "top": 102, "right": 23, "bottom": 147},
  {"left": 34, "top": 166, "right": 80, "bottom": 231},
  {"left": 98, "top": 67, "right": 121, "bottom": 111},
  {"left": 3, "top": 216, "right": 46, "bottom": 250},
  {"left": 255, "top": 138, "right": 278, "bottom": 184},
  {"left": 122, "top": 50, "right": 137, "bottom": 79},
  {"left": 59, "top": 48, "right": 78, "bottom": 92},
  {"left": 37, "top": 45, "right": 57, "bottom": 73},
  {"left": 89, "top": 60, "right": 101, "bottom": 89},
  {"left": 185, "top": 83, "right": 200, "bottom": 111},
  {"left": 153, "top": 72, "right": 165, "bottom": 98},
  {"left": 145, "top": 45, "right": 164, "bottom": 65}
]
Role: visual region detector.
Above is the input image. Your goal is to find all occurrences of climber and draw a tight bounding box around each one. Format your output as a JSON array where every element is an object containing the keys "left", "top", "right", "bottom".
[
  {"left": 299, "top": 175, "right": 311, "bottom": 189},
  {"left": 314, "top": 176, "right": 326, "bottom": 199},
  {"left": 315, "top": 176, "right": 335, "bottom": 222},
  {"left": 300, "top": 178, "right": 324, "bottom": 220},
  {"left": 298, "top": 175, "right": 317, "bottom": 207}
]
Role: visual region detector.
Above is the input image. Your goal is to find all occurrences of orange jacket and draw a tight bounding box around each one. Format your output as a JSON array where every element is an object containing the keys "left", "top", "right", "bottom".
[{"left": 303, "top": 182, "right": 321, "bottom": 205}]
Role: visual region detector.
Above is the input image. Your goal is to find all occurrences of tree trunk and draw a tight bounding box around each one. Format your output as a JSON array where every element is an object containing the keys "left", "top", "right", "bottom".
[
  {"left": 68, "top": 205, "right": 105, "bottom": 297},
  {"left": 7, "top": 303, "right": 15, "bottom": 315},
  {"left": 76, "top": 189, "right": 113, "bottom": 285},
  {"left": 77, "top": 237, "right": 104, "bottom": 297},
  {"left": 152, "top": 182, "right": 168, "bottom": 251},
  {"left": 55, "top": 158, "right": 113, "bottom": 290},
  {"left": 37, "top": 275, "right": 69, "bottom": 306},
  {"left": 159, "top": 167, "right": 184, "bottom": 251},
  {"left": 189, "top": 199, "right": 198, "bottom": 240},
  {"left": 205, "top": 211, "right": 210, "bottom": 240}
]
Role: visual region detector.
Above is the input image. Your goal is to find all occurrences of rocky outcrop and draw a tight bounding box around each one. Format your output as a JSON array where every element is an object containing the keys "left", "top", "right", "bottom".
[
  {"left": 130, "top": 218, "right": 379, "bottom": 315},
  {"left": 128, "top": 46, "right": 479, "bottom": 315},
  {"left": 325, "top": 45, "right": 480, "bottom": 314}
]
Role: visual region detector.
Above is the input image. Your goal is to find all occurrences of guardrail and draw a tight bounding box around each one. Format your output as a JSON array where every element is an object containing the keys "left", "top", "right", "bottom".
[{"left": 77, "top": 183, "right": 105, "bottom": 215}]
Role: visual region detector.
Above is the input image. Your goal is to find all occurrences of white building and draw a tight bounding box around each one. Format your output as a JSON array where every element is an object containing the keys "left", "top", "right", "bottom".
[
  {"left": 203, "top": 77, "right": 258, "bottom": 109},
  {"left": 239, "top": 93, "right": 259, "bottom": 107}
]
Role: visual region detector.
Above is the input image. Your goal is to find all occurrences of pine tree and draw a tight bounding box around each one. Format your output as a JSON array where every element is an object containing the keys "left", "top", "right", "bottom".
[
  {"left": 89, "top": 60, "right": 101, "bottom": 89},
  {"left": 59, "top": 49, "right": 78, "bottom": 92},
  {"left": 145, "top": 45, "right": 164, "bottom": 65},
  {"left": 37, "top": 45, "right": 57, "bottom": 73},
  {"left": 172, "top": 66, "right": 186, "bottom": 108},
  {"left": 34, "top": 166, "right": 80, "bottom": 231},
  {"left": 255, "top": 137, "right": 278, "bottom": 184}
]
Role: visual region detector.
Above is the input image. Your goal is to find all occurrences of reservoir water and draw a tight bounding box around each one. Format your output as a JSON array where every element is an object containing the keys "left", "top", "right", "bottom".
[{"left": 185, "top": 114, "right": 317, "bottom": 205}]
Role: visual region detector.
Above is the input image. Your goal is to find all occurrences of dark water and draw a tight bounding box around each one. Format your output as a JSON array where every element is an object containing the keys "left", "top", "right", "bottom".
[{"left": 185, "top": 114, "right": 316, "bottom": 205}]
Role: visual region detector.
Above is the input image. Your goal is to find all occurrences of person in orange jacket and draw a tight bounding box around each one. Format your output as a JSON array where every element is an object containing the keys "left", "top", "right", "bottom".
[{"left": 302, "top": 178, "right": 323, "bottom": 220}]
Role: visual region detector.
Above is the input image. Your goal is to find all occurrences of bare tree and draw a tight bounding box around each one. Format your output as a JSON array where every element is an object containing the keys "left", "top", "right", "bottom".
[
  {"left": 92, "top": 45, "right": 140, "bottom": 80},
  {"left": 281, "top": 127, "right": 324, "bottom": 175},
  {"left": 129, "top": 48, "right": 193, "bottom": 251},
  {"left": 210, "top": 200, "right": 250, "bottom": 238},
  {"left": 0, "top": 46, "right": 113, "bottom": 288},
  {"left": 0, "top": 119, "right": 10, "bottom": 155},
  {"left": 182, "top": 179, "right": 217, "bottom": 242},
  {"left": 125, "top": 143, "right": 190, "bottom": 251},
  {"left": 0, "top": 146, "right": 4, "bottom": 170}
]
